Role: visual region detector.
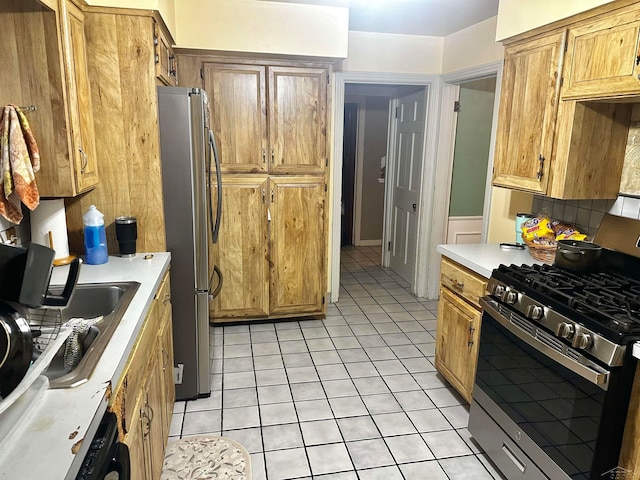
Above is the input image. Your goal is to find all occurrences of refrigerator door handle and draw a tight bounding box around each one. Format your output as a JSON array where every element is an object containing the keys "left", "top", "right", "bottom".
[{"left": 208, "top": 129, "right": 222, "bottom": 244}]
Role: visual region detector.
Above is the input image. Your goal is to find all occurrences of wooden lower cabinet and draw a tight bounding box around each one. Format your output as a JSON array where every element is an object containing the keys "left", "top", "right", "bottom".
[
  {"left": 110, "top": 270, "right": 175, "bottom": 480},
  {"left": 435, "top": 288, "right": 481, "bottom": 403},
  {"left": 210, "top": 176, "right": 326, "bottom": 322},
  {"left": 435, "top": 259, "right": 487, "bottom": 403}
]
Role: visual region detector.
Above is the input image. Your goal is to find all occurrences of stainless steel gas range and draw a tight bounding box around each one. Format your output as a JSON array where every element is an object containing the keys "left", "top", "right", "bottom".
[{"left": 469, "top": 249, "right": 640, "bottom": 480}]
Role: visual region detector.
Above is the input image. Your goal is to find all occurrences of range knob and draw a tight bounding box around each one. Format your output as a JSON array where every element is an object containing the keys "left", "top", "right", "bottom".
[
  {"left": 573, "top": 333, "right": 593, "bottom": 350},
  {"left": 526, "top": 304, "right": 544, "bottom": 320},
  {"left": 503, "top": 291, "right": 518, "bottom": 305},
  {"left": 556, "top": 322, "right": 575, "bottom": 339},
  {"left": 492, "top": 285, "right": 505, "bottom": 297}
]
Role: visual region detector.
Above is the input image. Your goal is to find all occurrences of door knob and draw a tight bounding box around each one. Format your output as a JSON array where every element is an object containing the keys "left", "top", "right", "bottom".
[{"left": 412, "top": 203, "right": 417, "bottom": 211}]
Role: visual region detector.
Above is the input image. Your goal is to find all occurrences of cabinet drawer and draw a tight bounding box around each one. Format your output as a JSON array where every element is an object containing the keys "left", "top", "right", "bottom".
[{"left": 440, "top": 258, "right": 488, "bottom": 308}]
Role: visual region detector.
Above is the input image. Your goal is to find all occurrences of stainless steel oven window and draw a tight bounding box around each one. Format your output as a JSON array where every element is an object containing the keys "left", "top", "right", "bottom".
[{"left": 474, "top": 306, "right": 636, "bottom": 480}]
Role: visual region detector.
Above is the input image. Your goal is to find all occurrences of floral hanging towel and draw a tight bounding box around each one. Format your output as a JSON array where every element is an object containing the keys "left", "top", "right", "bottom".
[{"left": 0, "top": 105, "right": 40, "bottom": 224}]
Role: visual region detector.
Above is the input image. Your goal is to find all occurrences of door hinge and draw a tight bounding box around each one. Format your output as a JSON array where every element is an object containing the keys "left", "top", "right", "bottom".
[
  {"left": 324, "top": 183, "right": 328, "bottom": 192},
  {"left": 454, "top": 101, "right": 461, "bottom": 112},
  {"left": 200, "top": 67, "right": 204, "bottom": 79},
  {"left": 388, "top": 241, "right": 391, "bottom": 251},
  {"left": 322, "top": 295, "right": 325, "bottom": 305},
  {"left": 395, "top": 107, "right": 399, "bottom": 118},
  {"left": 325, "top": 158, "right": 328, "bottom": 167}
]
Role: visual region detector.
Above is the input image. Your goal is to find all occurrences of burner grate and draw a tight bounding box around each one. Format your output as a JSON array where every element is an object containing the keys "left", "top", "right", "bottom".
[{"left": 496, "top": 264, "right": 640, "bottom": 336}]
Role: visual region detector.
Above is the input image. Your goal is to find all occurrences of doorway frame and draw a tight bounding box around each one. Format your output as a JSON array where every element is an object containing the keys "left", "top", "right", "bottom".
[
  {"left": 330, "top": 71, "right": 442, "bottom": 302},
  {"left": 437, "top": 61, "right": 503, "bottom": 245}
]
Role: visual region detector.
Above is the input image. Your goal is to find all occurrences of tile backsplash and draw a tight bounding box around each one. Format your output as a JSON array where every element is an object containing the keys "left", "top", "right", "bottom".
[{"left": 531, "top": 195, "right": 640, "bottom": 240}]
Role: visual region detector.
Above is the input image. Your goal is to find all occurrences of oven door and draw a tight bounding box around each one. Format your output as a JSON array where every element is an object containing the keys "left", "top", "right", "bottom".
[{"left": 470, "top": 297, "right": 632, "bottom": 480}]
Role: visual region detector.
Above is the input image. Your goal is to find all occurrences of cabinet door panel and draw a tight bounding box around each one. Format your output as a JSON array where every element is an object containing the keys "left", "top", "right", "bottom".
[
  {"left": 493, "top": 31, "right": 565, "bottom": 194},
  {"left": 146, "top": 351, "right": 165, "bottom": 480},
  {"left": 125, "top": 406, "right": 150, "bottom": 480},
  {"left": 269, "top": 176, "right": 325, "bottom": 315},
  {"left": 435, "top": 287, "right": 481, "bottom": 403},
  {"left": 210, "top": 176, "right": 269, "bottom": 319},
  {"left": 563, "top": 12, "right": 640, "bottom": 99},
  {"left": 63, "top": 0, "right": 98, "bottom": 194},
  {"left": 204, "top": 63, "right": 268, "bottom": 173},
  {"left": 268, "top": 66, "right": 327, "bottom": 175},
  {"left": 159, "top": 305, "right": 175, "bottom": 445}
]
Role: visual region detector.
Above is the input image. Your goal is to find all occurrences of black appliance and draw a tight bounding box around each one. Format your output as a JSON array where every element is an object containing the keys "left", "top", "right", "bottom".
[
  {"left": 75, "top": 411, "right": 130, "bottom": 480},
  {"left": 469, "top": 248, "right": 640, "bottom": 480}
]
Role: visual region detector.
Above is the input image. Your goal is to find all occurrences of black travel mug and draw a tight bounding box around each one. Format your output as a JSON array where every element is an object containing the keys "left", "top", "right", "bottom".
[{"left": 115, "top": 216, "right": 137, "bottom": 257}]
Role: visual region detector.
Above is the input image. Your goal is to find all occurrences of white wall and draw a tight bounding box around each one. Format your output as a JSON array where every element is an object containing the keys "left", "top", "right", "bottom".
[
  {"left": 340, "top": 31, "right": 443, "bottom": 74},
  {"left": 173, "top": 0, "right": 348, "bottom": 58},
  {"left": 496, "top": 0, "right": 615, "bottom": 40},
  {"left": 442, "top": 16, "right": 503, "bottom": 73}
]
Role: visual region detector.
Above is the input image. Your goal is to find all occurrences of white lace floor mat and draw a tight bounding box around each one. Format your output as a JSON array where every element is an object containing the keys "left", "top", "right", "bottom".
[{"left": 161, "top": 435, "right": 251, "bottom": 480}]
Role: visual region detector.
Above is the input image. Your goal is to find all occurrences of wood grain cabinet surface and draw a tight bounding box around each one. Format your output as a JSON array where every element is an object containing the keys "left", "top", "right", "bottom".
[
  {"left": 190, "top": 56, "right": 331, "bottom": 322},
  {"left": 0, "top": 0, "right": 98, "bottom": 197},
  {"left": 109, "top": 271, "right": 174, "bottom": 480},
  {"left": 563, "top": 7, "right": 640, "bottom": 100},
  {"left": 203, "top": 62, "right": 327, "bottom": 175},
  {"left": 493, "top": 4, "right": 636, "bottom": 200},
  {"left": 493, "top": 31, "right": 565, "bottom": 196},
  {"left": 65, "top": 6, "right": 174, "bottom": 255},
  {"left": 435, "top": 259, "right": 487, "bottom": 403}
]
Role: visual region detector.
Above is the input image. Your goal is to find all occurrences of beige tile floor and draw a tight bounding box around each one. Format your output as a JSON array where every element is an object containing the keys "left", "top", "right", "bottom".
[{"left": 169, "top": 246, "right": 505, "bottom": 480}]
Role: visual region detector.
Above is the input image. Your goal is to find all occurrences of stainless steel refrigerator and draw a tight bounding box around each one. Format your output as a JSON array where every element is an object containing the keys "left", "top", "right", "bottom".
[{"left": 157, "top": 86, "right": 222, "bottom": 400}]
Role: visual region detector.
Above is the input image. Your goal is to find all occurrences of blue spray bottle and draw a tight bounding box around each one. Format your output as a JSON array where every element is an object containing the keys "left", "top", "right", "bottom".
[{"left": 83, "top": 205, "right": 108, "bottom": 265}]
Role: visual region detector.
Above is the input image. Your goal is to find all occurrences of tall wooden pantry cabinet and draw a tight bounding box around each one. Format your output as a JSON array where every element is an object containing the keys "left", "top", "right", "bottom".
[{"left": 177, "top": 54, "right": 331, "bottom": 322}]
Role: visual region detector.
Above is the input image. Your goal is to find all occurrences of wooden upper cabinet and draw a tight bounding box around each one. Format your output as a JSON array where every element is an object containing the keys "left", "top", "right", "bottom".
[
  {"left": 154, "top": 20, "right": 177, "bottom": 86},
  {"left": 204, "top": 63, "right": 268, "bottom": 173},
  {"left": 62, "top": 0, "right": 98, "bottom": 194},
  {"left": 563, "top": 10, "right": 640, "bottom": 100},
  {"left": 268, "top": 66, "right": 327, "bottom": 175},
  {"left": 493, "top": 31, "right": 566, "bottom": 195},
  {"left": 0, "top": 0, "right": 98, "bottom": 197},
  {"left": 269, "top": 176, "right": 325, "bottom": 316},
  {"left": 202, "top": 62, "right": 328, "bottom": 175}
]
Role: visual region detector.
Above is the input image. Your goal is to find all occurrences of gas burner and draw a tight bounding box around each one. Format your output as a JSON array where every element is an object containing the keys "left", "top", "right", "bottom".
[{"left": 494, "top": 263, "right": 640, "bottom": 340}]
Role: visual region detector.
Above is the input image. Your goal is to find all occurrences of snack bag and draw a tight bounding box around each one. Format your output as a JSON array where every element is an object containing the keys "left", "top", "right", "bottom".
[{"left": 521, "top": 214, "right": 555, "bottom": 243}]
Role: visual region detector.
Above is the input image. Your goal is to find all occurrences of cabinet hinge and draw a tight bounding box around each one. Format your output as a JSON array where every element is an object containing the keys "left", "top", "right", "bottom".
[
  {"left": 325, "top": 158, "right": 328, "bottom": 167},
  {"left": 200, "top": 67, "right": 204, "bottom": 80},
  {"left": 322, "top": 295, "right": 325, "bottom": 305},
  {"left": 560, "top": 76, "right": 564, "bottom": 88},
  {"left": 453, "top": 101, "right": 461, "bottom": 113},
  {"left": 388, "top": 241, "right": 392, "bottom": 251}
]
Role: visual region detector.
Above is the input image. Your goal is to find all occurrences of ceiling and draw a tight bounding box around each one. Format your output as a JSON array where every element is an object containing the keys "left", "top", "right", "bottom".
[{"left": 260, "top": 0, "right": 500, "bottom": 36}]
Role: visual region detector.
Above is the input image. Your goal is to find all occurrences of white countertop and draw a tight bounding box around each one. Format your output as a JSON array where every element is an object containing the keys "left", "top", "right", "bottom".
[
  {"left": 0, "top": 253, "right": 170, "bottom": 480},
  {"left": 436, "top": 243, "right": 544, "bottom": 279}
]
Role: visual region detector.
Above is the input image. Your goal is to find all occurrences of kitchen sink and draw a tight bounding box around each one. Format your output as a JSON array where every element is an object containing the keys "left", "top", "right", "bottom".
[{"left": 38, "top": 282, "right": 140, "bottom": 389}]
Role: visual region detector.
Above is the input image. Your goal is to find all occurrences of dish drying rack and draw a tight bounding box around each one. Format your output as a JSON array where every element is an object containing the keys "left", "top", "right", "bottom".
[
  {"left": 0, "top": 306, "right": 72, "bottom": 417},
  {"left": 27, "top": 306, "right": 66, "bottom": 356}
]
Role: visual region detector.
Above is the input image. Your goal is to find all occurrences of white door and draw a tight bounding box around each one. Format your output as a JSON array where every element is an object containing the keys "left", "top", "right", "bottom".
[{"left": 389, "top": 89, "right": 426, "bottom": 284}]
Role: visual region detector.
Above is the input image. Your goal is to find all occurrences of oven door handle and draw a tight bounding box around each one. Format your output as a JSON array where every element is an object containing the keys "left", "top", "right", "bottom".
[{"left": 480, "top": 297, "right": 610, "bottom": 389}]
